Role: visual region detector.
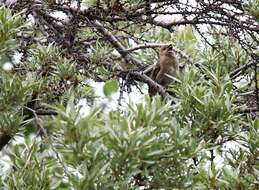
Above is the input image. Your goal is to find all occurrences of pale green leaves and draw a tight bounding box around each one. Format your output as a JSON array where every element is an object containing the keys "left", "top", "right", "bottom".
[
  {"left": 0, "top": 7, "right": 25, "bottom": 66},
  {"left": 103, "top": 79, "right": 119, "bottom": 97},
  {"left": 243, "top": 0, "right": 259, "bottom": 20},
  {"left": 84, "top": 0, "right": 97, "bottom": 6},
  {"left": 0, "top": 72, "right": 35, "bottom": 111},
  {"left": 0, "top": 112, "right": 23, "bottom": 135},
  {"left": 173, "top": 25, "right": 197, "bottom": 53}
]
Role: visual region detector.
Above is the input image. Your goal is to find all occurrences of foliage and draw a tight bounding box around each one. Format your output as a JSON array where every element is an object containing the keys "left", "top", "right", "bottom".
[
  {"left": 0, "top": 6, "right": 24, "bottom": 66},
  {"left": 0, "top": 1, "right": 258, "bottom": 189}
]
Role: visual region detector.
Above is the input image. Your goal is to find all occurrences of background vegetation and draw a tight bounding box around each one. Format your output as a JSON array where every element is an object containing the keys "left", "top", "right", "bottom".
[{"left": 0, "top": 0, "right": 258, "bottom": 189}]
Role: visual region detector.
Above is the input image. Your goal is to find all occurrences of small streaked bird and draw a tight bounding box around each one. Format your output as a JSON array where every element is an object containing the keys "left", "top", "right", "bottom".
[{"left": 148, "top": 44, "right": 179, "bottom": 96}]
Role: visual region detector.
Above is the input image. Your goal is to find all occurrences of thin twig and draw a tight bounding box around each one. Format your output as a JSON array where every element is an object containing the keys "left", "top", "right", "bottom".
[
  {"left": 230, "top": 61, "right": 254, "bottom": 79},
  {"left": 125, "top": 43, "right": 195, "bottom": 65},
  {"left": 235, "top": 107, "right": 259, "bottom": 114},
  {"left": 22, "top": 106, "right": 71, "bottom": 179}
]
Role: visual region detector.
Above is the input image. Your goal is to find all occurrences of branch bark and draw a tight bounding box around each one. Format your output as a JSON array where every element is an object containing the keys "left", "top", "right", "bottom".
[
  {"left": 92, "top": 20, "right": 144, "bottom": 67},
  {"left": 119, "top": 71, "right": 171, "bottom": 100}
]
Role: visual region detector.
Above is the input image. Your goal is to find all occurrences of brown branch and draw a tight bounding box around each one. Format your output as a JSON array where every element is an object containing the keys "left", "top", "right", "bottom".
[
  {"left": 124, "top": 43, "right": 164, "bottom": 52},
  {"left": 22, "top": 107, "right": 70, "bottom": 178},
  {"left": 119, "top": 71, "right": 171, "bottom": 100},
  {"left": 23, "top": 106, "right": 47, "bottom": 135},
  {"left": 36, "top": 109, "right": 57, "bottom": 116},
  {"left": 91, "top": 20, "right": 144, "bottom": 67},
  {"left": 236, "top": 107, "right": 259, "bottom": 114},
  {"left": 125, "top": 43, "right": 195, "bottom": 65},
  {"left": 230, "top": 61, "right": 254, "bottom": 79}
]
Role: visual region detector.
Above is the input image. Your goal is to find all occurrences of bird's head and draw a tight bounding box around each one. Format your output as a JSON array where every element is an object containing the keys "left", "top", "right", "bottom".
[{"left": 160, "top": 44, "right": 175, "bottom": 57}]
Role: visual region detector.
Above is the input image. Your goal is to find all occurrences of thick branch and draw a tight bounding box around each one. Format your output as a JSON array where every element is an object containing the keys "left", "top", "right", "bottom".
[
  {"left": 92, "top": 20, "right": 144, "bottom": 67},
  {"left": 36, "top": 109, "right": 57, "bottom": 116},
  {"left": 120, "top": 71, "right": 170, "bottom": 100}
]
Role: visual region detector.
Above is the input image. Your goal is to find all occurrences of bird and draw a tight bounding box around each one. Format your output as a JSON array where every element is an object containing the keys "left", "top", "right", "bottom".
[{"left": 148, "top": 44, "right": 179, "bottom": 96}]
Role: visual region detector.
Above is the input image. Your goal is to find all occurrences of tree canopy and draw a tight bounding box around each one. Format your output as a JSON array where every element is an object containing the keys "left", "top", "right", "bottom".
[{"left": 0, "top": 0, "right": 258, "bottom": 189}]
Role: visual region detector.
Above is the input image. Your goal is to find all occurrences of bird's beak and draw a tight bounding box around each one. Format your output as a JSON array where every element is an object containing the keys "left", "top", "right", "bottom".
[{"left": 167, "top": 44, "right": 174, "bottom": 53}]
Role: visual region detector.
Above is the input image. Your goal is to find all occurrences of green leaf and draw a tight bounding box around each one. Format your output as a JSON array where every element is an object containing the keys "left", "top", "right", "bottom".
[
  {"left": 103, "top": 79, "right": 119, "bottom": 97},
  {"left": 85, "top": 0, "right": 97, "bottom": 6}
]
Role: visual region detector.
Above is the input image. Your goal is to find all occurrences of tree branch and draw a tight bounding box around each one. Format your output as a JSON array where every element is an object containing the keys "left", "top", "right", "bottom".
[
  {"left": 125, "top": 43, "right": 195, "bottom": 65},
  {"left": 119, "top": 71, "right": 171, "bottom": 100},
  {"left": 230, "top": 61, "right": 254, "bottom": 79},
  {"left": 92, "top": 20, "right": 144, "bottom": 67},
  {"left": 236, "top": 107, "right": 259, "bottom": 114}
]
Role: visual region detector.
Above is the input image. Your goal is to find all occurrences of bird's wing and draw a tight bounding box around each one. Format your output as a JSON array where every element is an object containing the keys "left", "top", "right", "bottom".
[
  {"left": 148, "top": 63, "right": 160, "bottom": 96},
  {"left": 150, "top": 63, "right": 160, "bottom": 80}
]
